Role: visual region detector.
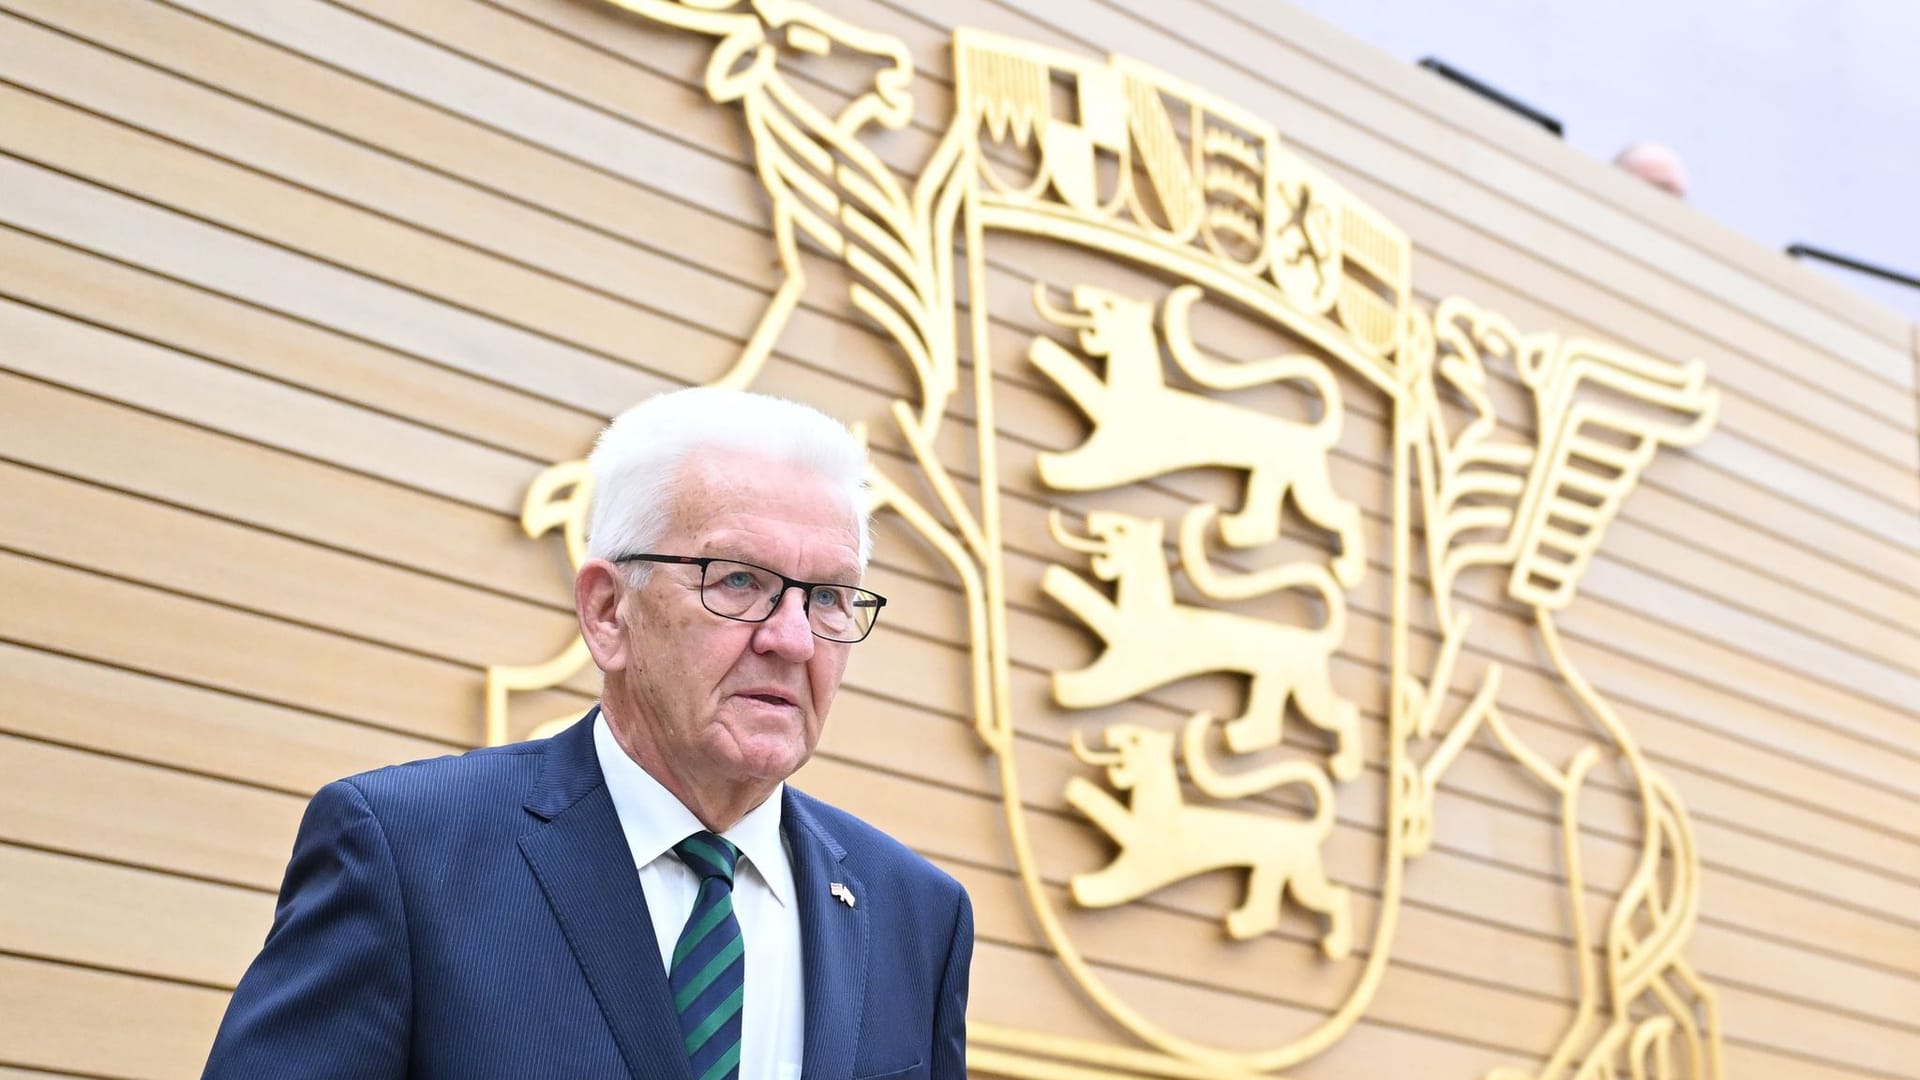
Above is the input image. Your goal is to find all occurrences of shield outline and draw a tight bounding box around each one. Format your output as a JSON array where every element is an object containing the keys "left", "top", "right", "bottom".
[
  {"left": 959, "top": 213, "right": 1417, "bottom": 1077},
  {"left": 942, "top": 31, "right": 1422, "bottom": 1073}
]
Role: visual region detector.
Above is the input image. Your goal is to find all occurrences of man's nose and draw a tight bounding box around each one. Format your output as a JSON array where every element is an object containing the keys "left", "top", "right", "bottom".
[{"left": 753, "top": 587, "right": 817, "bottom": 660}]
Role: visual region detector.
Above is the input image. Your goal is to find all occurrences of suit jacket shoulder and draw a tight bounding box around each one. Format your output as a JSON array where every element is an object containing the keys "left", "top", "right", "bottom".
[
  {"left": 339, "top": 739, "right": 546, "bottom": 821},
  {"left": 781, "top": 785, "right": 975, "bottom": 1080},
  {"left": 207, "top": 721, "right": 648, "bottom": 1079},
  {"left": 785, "top": 786, "right": 964, "bottom": 896}
]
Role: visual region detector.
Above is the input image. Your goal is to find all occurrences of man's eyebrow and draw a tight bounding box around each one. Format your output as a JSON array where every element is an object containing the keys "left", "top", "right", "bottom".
[
  {"left": 706, "top": 548, "right": 863, "bottom": 586},
  {"left": 798, "top": 562, "right": 864, "bottom": 587},
  {"left": 696, "top": 542, "right": 772, "bottom": 565}
]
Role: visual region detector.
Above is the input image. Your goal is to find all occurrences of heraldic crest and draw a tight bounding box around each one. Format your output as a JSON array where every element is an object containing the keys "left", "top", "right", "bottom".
[{"left": 484, "top": 3, "right": 1725, "bottom": 1078}]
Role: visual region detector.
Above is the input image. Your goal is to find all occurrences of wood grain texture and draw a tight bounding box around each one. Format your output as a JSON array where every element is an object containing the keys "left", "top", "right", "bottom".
[{"left": 0, "top": 0, "right": 1914, "bottom": 1077}]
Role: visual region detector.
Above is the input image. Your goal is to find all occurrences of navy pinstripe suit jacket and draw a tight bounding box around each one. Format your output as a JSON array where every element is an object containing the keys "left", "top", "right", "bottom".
[{"left": 203, "top": 712, "right": 974, "bottom": 1079}]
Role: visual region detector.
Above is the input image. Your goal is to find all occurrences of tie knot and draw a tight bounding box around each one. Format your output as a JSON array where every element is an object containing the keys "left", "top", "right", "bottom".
[{"left": 673, "top": 831, "right": 740, "bottom": 885}]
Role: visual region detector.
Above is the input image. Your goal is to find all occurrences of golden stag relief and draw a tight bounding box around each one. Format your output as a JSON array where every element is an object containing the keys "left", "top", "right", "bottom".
[
  {"left": 1393, "top": 299, "right": 1724, "bottom": 1080},
  {"left": 479, "top": 5, "right": 1728, "bottom": 1078}
]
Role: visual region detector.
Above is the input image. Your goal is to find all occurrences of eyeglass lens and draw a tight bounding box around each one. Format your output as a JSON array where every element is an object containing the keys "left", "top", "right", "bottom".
[{"left": 700, "top": 560, "right": 880, "bottom": 641}]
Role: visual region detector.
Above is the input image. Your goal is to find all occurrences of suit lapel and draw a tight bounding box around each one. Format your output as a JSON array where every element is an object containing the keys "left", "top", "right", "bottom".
[
  {"left": 518, "top": 712, "right": 693, "bottom": 1080},
  {"left": 785, "top": 789, "right": 869, "bottom": 1080}
]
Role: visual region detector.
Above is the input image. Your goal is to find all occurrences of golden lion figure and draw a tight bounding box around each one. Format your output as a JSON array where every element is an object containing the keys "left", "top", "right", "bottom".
[
  {"left": 1067, "top": 715, "right": 1350, "bottom": 956},
  {"left": 1030, "top": 282, "right": 1366, "bottom": 586},
  {"left": 1043, "top": 508, "right": 1362, "bottom": 780}
]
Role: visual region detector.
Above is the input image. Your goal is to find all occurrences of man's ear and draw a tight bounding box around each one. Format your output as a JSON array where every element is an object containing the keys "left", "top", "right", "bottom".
[{"left": 576, "top": 560, "right": 632, "bottom": 673}]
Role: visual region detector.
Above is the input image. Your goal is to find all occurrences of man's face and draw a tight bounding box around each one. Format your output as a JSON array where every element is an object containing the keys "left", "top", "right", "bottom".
[{"left": 608, "top": 449, "right": 860, "bottom": 792}]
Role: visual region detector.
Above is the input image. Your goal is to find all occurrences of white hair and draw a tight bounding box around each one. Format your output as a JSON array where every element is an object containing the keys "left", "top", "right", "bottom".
[{"left": 584, "top": 387, "right": 872, "bottom": 579}]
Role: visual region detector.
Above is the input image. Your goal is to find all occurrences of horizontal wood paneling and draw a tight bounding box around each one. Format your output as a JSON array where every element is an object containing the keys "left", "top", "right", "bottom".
[
  {"left": 10, "top": 676, "right": 1917, "bottom": 1069},
  {"left": 1, "top": 0, "right": 1914, "bottom": 1077},
  {"left": 0, "top": 955, "right": 229, "bottom": 1078},
  {"left": 0, "top": 844, "right": 273, "bottom": 989},
  {"left": 0, "top": 643, "right": 455, "bottom": 793},
  {"left": 11, "top": 0, "right": 1904, "bottom": 588},
  {"left": 56, "top": 0, "right": 1904, "bottom": 503},
  {"left": 13, "top": 721, "right": 1914, "bottom": 1075}
]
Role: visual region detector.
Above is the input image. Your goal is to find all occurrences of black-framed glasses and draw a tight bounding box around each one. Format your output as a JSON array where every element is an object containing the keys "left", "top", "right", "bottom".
[{"left": 613, "top": 553, "right": 887, "bottom": 643}]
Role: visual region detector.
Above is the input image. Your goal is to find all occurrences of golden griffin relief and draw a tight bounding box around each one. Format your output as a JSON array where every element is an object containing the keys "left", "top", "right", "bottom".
[{"left": 483, "top": 3, "right": 1726, "bottom": 1077}]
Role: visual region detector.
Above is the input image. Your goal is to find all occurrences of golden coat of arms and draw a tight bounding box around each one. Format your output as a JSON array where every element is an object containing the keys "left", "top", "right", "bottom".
[{"left": 486, "top": 3, "right": 1725, "bottom": 1077}]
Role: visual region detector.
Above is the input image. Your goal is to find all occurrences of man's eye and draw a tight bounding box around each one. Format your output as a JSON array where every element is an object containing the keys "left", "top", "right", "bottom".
[
  {"left": 811, "top": 586, "right": 847, "bottom": 609},
  {"left": 720, "top": 572, "right": 758, "bottom": 590}
]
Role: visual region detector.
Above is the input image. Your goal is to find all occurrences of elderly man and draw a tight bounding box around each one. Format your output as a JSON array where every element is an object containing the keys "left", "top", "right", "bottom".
[{"left": 205, "top": 388, "right": 973, "bottom": 1079}]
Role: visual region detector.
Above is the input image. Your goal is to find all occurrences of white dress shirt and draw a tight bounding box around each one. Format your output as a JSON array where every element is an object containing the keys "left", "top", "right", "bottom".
[{"left": 594, "top": 714, "right": 805, "bottom": 1079}]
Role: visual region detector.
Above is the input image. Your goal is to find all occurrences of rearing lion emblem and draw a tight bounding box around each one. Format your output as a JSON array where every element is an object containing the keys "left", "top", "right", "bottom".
[
  {"left": 1030, "top": 282, "right": 1365, "bottom": 584},
  {"left": 485, "top": 5, "right": 1728, "bottom": 1078},
  {"left": 1067, "top": 714, "right": 1350, "bottom": 955}
]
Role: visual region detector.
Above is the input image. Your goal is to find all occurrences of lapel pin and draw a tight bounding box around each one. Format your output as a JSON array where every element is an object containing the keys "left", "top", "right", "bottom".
[{"left": 829, "top": 882, "right": 857, "bottom": 907}]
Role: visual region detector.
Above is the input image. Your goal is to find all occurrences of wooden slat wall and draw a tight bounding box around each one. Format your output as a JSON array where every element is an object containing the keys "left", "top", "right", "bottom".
[{"left": 0, "top": 1, "right": 1915, "bottom": 1077}]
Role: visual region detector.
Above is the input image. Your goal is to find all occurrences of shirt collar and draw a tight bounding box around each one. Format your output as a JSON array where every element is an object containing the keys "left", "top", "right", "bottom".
[{"left": 593, "top": 710, "right": 793, "bottom": 907}]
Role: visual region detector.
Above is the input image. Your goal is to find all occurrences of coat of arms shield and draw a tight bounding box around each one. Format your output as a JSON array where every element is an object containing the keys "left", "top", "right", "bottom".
[{"left": 485, "top": 5, "right": 1727, "bottom": 1078}]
